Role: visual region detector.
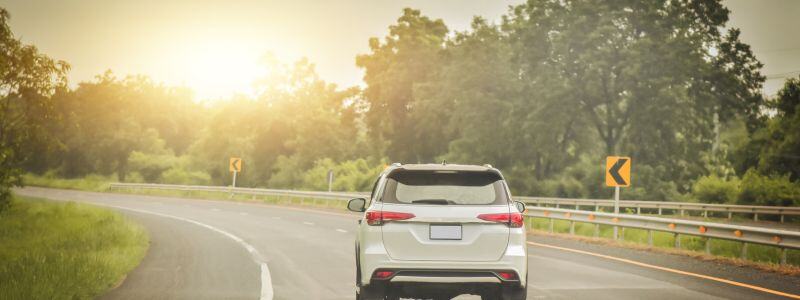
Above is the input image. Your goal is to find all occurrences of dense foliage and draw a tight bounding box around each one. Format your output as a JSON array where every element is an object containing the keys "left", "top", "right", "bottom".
[
  {"left": 0, "top": 8, "right": 68, "bottom": 209},
  {"left": 2, "top": 1, "right": 799, "bottom": 208}
]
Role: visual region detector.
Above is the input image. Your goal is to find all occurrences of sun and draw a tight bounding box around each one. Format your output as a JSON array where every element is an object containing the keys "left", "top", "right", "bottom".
[{"left": 181, "top": 42, "right": 265, "bottom": 100}]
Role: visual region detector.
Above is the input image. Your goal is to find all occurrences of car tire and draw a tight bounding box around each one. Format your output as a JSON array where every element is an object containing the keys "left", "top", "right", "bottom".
[
  {"left": 501, "top": 284, "right": 527, "bottom": 300},
  {"left": 358, "top": 285, "right": 386, "bottom": 300}
]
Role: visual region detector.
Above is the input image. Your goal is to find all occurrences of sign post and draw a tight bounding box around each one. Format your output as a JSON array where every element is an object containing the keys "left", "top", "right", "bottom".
[
  {"left": 327, "top": 169, "right": 334, "bottom": 192},
  {"left": 606, "top": 156, "right": 631, "bottom": 240},
  {"left": 229, "top": 157, "right": 243, "bottom": 188}
]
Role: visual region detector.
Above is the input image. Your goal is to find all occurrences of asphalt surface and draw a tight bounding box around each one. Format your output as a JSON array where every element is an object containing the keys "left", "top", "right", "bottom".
[{"left": 14, "top": 187, "right": 800, "bottom": 300}]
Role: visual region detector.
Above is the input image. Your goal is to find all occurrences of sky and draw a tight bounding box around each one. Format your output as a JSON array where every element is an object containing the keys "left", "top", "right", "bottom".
[{"left": 2, "top": 0, "right": 798, "bottom": 100}]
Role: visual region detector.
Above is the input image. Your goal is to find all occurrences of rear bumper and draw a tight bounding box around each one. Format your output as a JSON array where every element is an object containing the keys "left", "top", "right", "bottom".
[{"left": 359, "top": 242, "right": 527, "bottom": 287}]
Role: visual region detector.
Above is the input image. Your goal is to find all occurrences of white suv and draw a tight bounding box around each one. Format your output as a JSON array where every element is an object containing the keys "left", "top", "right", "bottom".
[{"left": 348, "top": 163, "right": 528, "bottom": 300}]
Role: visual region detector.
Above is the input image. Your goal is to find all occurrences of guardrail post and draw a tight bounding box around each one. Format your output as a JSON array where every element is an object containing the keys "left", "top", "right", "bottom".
[
  {"left": 674, "top": 233, "right": 681, "bottom": 249},
  {"left": 704, "top": 238, "right": 711, "bottom": 254},
  {"left": 575, "top": 204, "right": 579, "bottom": 210},
  {"left": 740, "top": 242, "right": 748, "bottom": 259},
  {"left": 754, "top": 213, "right": 759, "bottom": 222},
  {"left": 657, "top": 206, "right": 662, "bottom": 215},
  {"left": 636, "top": 207, "right": 641, "bottom": 215},
  {"left": 647, "top": 230, "right": 653, "bottom": 247},
  {"left": 680, "top": 208, "right": 684, "bottom": 216},
  {"left": 780, "top": 214, "right": 784, "bottom": 223},
  {"left": 620, "top": 227, "right": 625, "bottom": 241},
  {"left": 555, "top": 203, "right": 560, "bottom": 209},
  {"left": 548, "top": 218, "right": 554, "bottom": 233},
  {"left": 703, "top": 209, "right": 708, "bottom": 218},
  {"left": 727, "top": 211, "right": 732, "bottom": 220},
  {"left": 593, "top": 224, "right": 600, "bottom": 238},
  {"left": 594, "top": 203, "right": 599, "bottom": 212},
  {"left": 569, "top": 221, "right": 575, "bottom": 235}
]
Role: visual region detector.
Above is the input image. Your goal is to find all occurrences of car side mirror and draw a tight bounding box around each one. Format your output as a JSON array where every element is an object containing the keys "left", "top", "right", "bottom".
[
  {"left": 514, "top": 201, "right": 526, "bottom": 213},
  {"left": 347, "top": 198, "right": 367, "bottom": 212}
]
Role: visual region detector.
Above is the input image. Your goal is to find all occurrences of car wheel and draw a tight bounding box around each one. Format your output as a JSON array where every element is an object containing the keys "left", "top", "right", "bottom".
[
  {"left": 501, "top": 285, "right": 527, "bottom": 300},
  {"left": 359, "top": 284, "right": 386, "bottom": 300},
  {"left": 355, "top": 242, "right": 363, "bottom": 299}
]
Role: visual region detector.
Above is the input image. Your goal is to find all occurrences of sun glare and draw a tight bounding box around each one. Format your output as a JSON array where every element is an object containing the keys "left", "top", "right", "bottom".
[{"left": 181, "top": 42, "right": 266, "bottom": 100}]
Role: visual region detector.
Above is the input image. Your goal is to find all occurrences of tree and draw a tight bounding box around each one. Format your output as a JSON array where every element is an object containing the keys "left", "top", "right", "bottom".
[
  {"left": 503, "top": 0, "right": 765, "bottom": 194},
  {"left": 356, "top": 8, "right": 448, "bottom": 162},
  {"left": 0, "top": 8, "right": 68, "bottom": 209},
  {"left": 189, "top": 57, "right": 360, "bottom": 187},
  {"left": 36, "top": 71, "right": 203, "bottom": 181},
  {"left": 754, "top": 76, "right": 800, "bottom": 180}
]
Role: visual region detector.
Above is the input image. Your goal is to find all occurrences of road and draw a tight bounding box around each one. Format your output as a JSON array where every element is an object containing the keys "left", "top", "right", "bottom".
[{"left": 15, "top": 187, "right": 800, "bottom": 300}]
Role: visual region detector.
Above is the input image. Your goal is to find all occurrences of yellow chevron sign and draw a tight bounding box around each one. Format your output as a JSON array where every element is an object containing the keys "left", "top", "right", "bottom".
[
  {"left": 606, "top": 156, "right": 631, "bottom": 187},
  {"left": 229, "top": 157, "right": 243, "bottom": 173}
]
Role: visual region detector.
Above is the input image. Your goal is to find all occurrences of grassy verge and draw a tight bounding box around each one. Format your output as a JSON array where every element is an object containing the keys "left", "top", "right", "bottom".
[
  {"left": 23, "top": 173, "right": 114, "bottom": 192},
  {"left": 0, "top": 196, "right": 149, "bottom": 299},
  {"left": 526, "top": 217, "right": 800, "bottom": 268}
]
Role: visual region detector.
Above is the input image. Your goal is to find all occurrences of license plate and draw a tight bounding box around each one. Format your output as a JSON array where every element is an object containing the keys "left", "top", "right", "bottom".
[{"left": 430, "top": 225, "right": 462, "bottom": 240}]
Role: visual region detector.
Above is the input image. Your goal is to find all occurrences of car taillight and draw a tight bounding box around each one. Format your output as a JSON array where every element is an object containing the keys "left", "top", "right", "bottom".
[
  {"left": 477, "top": 212, "right": 524, "bottom": 228},
  {"left": 365, "top": 211, "right": 415, "bottom": 226},
  {"left": 497, "top": 271, "right": 517, "bottom": 280},
  {"left": 373, "top": 270, "right": 395, "bottom": 279}
]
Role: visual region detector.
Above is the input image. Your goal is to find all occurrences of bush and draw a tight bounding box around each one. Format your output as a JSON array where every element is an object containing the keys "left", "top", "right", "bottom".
[
  {"left": 301, "top": 158, "right": 385, "bottom": 192},
  {"left": 22, "top": 172, "right": 116, "bottom": 191},
  {"left": 738, "top": 169, "right": 800, "bottom": 206},
  {"left": 692, "top": 175, "right": 740, "bottom": 204},
  {"left": 267, "top": 155, "right": 305, "bottom": 189},
  {"left": 622, "top": 164, "right": 685, "bottom": 201},
  {"left": 127, "top": 151, "right": 177, "bottom": 182},
  {"left": 161, "top": 168, "right": 211, "bottom": 185}
]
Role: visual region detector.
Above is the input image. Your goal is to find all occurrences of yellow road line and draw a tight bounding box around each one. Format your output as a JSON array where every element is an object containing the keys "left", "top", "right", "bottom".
[{"left": 527, "top": 241, "right": 800, "bottom": 299}]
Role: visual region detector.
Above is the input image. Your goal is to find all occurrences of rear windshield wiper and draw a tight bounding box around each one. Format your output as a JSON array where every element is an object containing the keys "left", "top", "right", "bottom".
[{"left": 411, "top": 199, "right": 453, "bottom": 205}]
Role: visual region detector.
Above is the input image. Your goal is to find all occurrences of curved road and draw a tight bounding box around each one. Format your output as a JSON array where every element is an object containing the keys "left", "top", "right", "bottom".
[{"left": 15, "top": 187, "right": 800, "bottom": 300}]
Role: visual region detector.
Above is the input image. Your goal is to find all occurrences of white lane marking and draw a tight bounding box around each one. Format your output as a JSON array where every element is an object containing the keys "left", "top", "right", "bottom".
[
  {"left": 260, "top": 263, "right": 272, "bottom": 300},
  {"left": 211, "top": 208, "right": 221, "bottom": 212},
  {"left": 336, "top": 229, "right": 347, "bottom": 233},
  {"left": 98, "top": 204, "right": 273, "bottom": 300},
  {"left": 303, "top": 222, "right": 315, "bottom": 226},
  {"left": 240, "top": 212, "right": 249, "bottom": 216}
]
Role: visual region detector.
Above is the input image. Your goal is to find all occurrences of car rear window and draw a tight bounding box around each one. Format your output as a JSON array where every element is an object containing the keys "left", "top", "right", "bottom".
[{"left": 380, "top": 170, "right": 508, "bottom": 205}]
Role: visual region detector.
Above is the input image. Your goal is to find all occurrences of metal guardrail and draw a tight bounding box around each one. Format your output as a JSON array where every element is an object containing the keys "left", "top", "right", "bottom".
[
  {"left": 517, "top": 196, "right": 800, "bottom": 223},
  {"left": 525, "top": 207, "right": 800, "bottom": 265},
  {"left": 108, "top": 183, "right": 363, "bottom": 201},
  {"left": 108, "top": 182, "right": 799, "bottom": 265}
]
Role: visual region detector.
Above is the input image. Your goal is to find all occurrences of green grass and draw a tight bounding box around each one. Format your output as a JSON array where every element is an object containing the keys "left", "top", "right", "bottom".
[
  {"left": 23, "top": 173, "right": 114, "bottom": 192},
  {"left": 0, "top": 196, "right": 149, "bottom": 299},
  {"left": 527, "top": 217, "right": 800, "bottom": 266}
]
